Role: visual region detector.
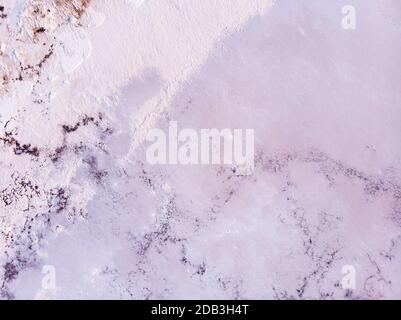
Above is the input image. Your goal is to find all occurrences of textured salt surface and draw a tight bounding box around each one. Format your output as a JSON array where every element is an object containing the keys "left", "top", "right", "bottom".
[{"left": 0, "top": 0, "right": 401, "bottom": 299}]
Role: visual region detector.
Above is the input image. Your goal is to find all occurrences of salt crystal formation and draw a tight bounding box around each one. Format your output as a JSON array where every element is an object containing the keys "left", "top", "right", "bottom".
[{"left": 0, "top": 0, "right": 400, "bottom": 300}]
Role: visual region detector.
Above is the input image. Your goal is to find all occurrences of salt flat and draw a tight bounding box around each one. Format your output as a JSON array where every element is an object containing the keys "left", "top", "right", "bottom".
[{"left": 0, "top": 0, "right": 400, "bottom": 299}]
